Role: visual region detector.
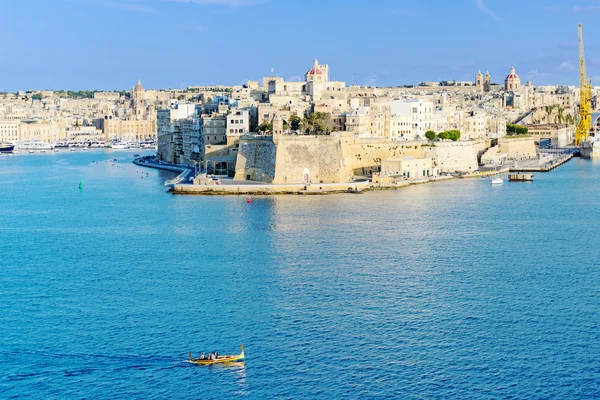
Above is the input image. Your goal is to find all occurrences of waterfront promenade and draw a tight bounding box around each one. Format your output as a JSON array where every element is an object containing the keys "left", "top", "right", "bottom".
[{"left": 140, "top": 152, "right": 573, "bottom": 195}]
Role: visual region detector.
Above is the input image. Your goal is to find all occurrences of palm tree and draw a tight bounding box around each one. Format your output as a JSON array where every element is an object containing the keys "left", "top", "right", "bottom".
[{"left": 557, "top": 107, "right": 564, "bottom": 124}]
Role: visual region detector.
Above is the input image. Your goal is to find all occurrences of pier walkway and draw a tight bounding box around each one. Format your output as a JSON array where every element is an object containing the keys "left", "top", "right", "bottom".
[
  {"left": 172, "top": 180, "right": 372, "bottom": 195},
  {"left": 133, "top": 156, "right": 189, "bottom": 173},
  {"left": 511, "top": 154, "right": 574, "bottom": 172}
]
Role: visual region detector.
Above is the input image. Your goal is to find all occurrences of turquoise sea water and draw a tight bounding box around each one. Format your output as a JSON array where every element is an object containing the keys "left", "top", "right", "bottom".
[{"left": 1, "top": 150, "right": 600, "bottom": 398}]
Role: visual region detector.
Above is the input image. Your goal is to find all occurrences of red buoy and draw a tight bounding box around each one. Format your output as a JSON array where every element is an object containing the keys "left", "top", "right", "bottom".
[{"left": 247, "top": 198, "right": 252, "bottom": 204}]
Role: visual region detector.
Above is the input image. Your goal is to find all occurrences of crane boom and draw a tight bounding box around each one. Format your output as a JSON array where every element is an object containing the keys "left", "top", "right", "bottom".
[
  {"left": 576, "top": 23, "right": 592, "bottom": 145},
  {"left": 579, "top": 24, "right": 587, "bottom": 83}
]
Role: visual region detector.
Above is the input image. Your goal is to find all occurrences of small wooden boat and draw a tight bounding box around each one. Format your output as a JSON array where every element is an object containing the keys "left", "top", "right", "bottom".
[{"left": 188, "top": 345, "right": 244, "bottom": 365}]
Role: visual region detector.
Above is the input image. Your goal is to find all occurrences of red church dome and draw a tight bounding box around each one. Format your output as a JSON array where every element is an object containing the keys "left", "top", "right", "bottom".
[
  {"left": 307, "top": 59, "right": 323, "bottom": 75},
  {"left": 505, "top": 67, "right": 519, "bottom": 80}
]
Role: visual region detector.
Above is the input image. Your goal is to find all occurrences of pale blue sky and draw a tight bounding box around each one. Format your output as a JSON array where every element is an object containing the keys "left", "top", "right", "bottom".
[{"left": 1, "top": 0, "right": 600, "bottom": 91}]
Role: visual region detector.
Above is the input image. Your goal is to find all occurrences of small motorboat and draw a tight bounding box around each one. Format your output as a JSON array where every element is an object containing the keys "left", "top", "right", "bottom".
[
  {"left": 188, "top": 345, "right": 244, "bottom": 365},
  {"left": 491, "top": 177, "right": 503, "bottom": 185}
]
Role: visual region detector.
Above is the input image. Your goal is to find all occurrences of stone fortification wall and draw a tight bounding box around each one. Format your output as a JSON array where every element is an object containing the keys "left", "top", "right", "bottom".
[
  {"left": 423, "top": 140, "right": 478, "bottom": 172},
  {"left": 235, "top": 133, "right": 443, "bottom": 183},
  {"left": 499, "top": 136, "right": 536, "bottom": 160},
  {"left": 205, "top": 144, "right": 239, "bottom": 177},
  {"left": 272, "top": 136, "right": 346, "bottom": 183},
  {"left": 339, "top": 136, "right": 424, "bottom": 176},
  {"left": 473, "top": 139, "right": 488, "bottom": 164},
  {"left": 233, "top": 136, "right": 277, "bottom": 182},
  {"left": 157, "top": 134, "right": 175, "bottom": 163}
]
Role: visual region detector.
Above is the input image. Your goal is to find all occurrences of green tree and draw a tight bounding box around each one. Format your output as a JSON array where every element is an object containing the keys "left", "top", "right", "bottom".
[
  {"left": 506, "top": 124, "right": 528, "bottom": 135},
  {"left": 32, "top": 94, "right": 42, "bottom": 101},
  {"left": 557, "top": 107, "right": 565, "bottom": 124},
  {"left": 301, "top": 112, "right": 333, "bottom": 135},
  {"left": 425, "top": 130, "right": 436, "bottom": 141},
  {"left": 257, "top": 121, "right": 273, "bottom": 134},
  {"left": 447, "top": 130, "right": 461, "bottom": 141},
  {"left": 437, "top": 130, "right": 461, "bottom": 141},
  {"left": 566, "top": 114, "right": 575, "bottom": 125},
  {"left": 289, "top": 114, "right": 302, "bottom": 131}
]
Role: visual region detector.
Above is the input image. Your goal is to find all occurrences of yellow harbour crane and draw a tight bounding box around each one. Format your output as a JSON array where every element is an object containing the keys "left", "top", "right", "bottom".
[{"left": 576, "top": 23, "right": 592, "bottom": 145}]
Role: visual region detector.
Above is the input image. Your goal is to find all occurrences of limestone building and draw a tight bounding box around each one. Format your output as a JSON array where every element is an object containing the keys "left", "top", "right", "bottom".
[
  {"left": 380, "top": 156, "right": 435, "bottom": 179},
  {"left": 0, "top": 120, "right": 19, "bottom": 143},
  {"left": 227, "top": 109, "right": 250, "bottom": 136},
  {"left": 99, "top": 80, "right": 157, "bottom": 142},
  {"left": 157, "top": 102, "right": 197, "bottom": 163}
]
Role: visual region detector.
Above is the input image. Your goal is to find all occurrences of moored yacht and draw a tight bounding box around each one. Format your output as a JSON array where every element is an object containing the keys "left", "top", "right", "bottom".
[
  {"left": 53, "top": 141, "right": 69, "bottom": 149},
  {"left": 140, "top": 140, "right": 156, "bottom": 149},
  {"left": 18, "top": 140, "right": 55, "bottom": 150},
  {"left": 111, "top": 142, "right": 129, "bottom": 149},
  {"left": 0, "top": 142, "right": 15, "bottom": 152},
  {"left": 91, "top": 141, "right": 107, "bottom": 148}
]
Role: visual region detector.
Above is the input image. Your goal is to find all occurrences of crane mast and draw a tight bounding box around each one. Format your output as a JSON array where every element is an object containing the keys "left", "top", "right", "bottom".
[{"left": 576, "top": 23, "right": 592, "bottom": 145}]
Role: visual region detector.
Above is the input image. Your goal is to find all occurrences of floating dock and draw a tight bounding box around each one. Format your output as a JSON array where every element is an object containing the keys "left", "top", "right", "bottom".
[{"left": 508, "top": 174, "right": 534, "bottom": 182}]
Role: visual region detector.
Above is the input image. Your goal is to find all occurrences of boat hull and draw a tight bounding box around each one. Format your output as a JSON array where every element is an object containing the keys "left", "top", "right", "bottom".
[
  {"left": 0, "top": 144, "right": 15, "bottom": 152},
  {"left": 18, "top": 142, "right": 54, "bottom": 150},
  {"left": 580, "top": 140, "right": 600, "bottom": 159},
  {"left": 187, "top": 354, "right": 245, "bottom": 365},
  {"left": 188, "top": 345, "right": 244, "bottom": 365}
]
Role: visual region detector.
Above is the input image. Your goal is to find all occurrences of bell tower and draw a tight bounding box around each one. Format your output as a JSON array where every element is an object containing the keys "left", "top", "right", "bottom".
[{"left": 475, "top": 70, "right": 483, "bottom": 88}]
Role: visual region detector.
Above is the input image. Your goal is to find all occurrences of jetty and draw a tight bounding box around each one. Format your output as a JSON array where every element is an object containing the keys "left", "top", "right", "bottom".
[
  {"left": 133, "top": 156, "right": 188, "bottom": 173},
  {"left": 171, "top": 180, "right": 371, "bottom": 195},
  {"left": 510, "top": 153, "right": 574, "bottom": 173}
]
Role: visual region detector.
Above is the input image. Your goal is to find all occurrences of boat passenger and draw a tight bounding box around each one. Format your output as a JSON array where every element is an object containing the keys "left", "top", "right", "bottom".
[{"left": 200, "top": 353, "right": 205, "bottom": 360}]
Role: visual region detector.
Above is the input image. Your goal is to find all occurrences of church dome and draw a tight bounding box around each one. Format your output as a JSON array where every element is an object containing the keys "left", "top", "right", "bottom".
[
  {"left": 307, "top": 59, "right": 323, "bottom": 75},
  {"left": 134, "top": 79, "right": 144, "bottom": 91},
  {"left": 505, "top": 67, "right": 519, "bottom": 80}
]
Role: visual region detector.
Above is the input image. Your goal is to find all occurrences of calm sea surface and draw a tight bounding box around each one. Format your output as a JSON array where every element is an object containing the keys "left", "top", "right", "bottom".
[{"left": 1, "top": 150, "right": 600, "bottom": 398}]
